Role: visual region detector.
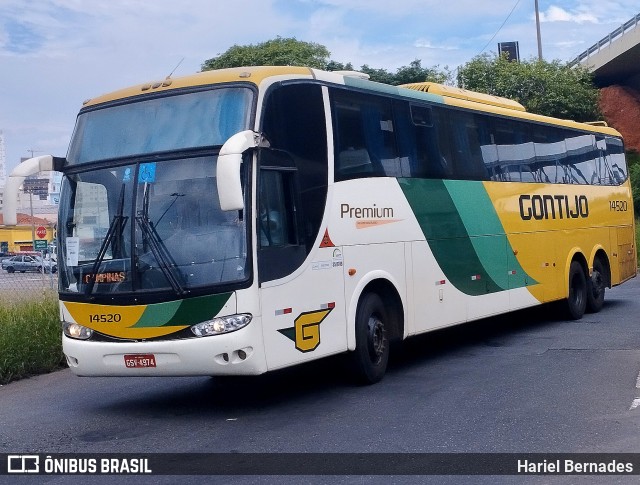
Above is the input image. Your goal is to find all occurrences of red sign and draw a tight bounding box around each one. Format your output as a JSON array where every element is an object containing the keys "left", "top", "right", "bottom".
[{"left": 35, "top": 226, "right": 47, "bottom": 239}]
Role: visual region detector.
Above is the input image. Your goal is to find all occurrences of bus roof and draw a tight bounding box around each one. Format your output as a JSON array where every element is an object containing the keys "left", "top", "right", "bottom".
[
  {"left": 401, "top": 82, "right": 527, "bottom": 112},
  {"left": 81, "top": 66, "right": 314, "bottom": 107},
  {"left": 81, "top": 65, "right": 622, "bottom": 138}
]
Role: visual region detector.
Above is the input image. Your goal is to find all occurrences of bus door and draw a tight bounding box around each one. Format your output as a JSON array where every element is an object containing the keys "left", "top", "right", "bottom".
[{"left": 257, "top": 162, "right": 346, "bottom": 370}]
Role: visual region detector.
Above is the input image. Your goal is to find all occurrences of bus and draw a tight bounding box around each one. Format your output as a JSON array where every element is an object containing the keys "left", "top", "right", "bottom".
[{"left": 4, "top": 66, "right": 635, "bottom": 383}]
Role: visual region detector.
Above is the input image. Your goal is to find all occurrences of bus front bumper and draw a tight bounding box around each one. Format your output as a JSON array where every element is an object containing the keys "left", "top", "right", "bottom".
[{"left": 62, "top": 325, "right": 267, "bottom": 377}]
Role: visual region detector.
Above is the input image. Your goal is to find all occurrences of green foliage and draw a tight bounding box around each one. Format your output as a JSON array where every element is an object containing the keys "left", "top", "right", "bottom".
[
  {"left": 629, "top": 156, "right": 640, "bottom": 215},
  {"left": 0, "top": 294, "right": 64, "bottom": 384},
  {"left": 456, "top": 53, "right": 601, "bottom": 121},
  {"left": 201, "top": 37, "right": 330, "bottom": 71},
  {"left": 325, "top": 60, "right": 354, "bottom": 72},
  {"left": 359, "top": 59, "right": 452, "bottom": 86},
  {"left": 201, "top": 38, "right": 451, "bottom": 86}
]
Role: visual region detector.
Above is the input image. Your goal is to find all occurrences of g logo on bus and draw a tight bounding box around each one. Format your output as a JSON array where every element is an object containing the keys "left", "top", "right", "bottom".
[{"left": 278, "top": 308, "right": 333, "bottom": 353}]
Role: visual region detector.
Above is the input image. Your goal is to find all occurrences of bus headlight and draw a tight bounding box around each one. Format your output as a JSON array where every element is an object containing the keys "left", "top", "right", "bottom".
[
  {"left": 63, "top": 321, "right": 94, "bottom": 340},
  {"left": 191, "top": 314, "right": 252, "bottom": 337}
]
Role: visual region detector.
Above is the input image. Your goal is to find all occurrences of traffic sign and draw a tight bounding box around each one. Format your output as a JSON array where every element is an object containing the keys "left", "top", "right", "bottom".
[
  {"left": 33, "top": 239, "right": 48, "bottom": 250},
  {"left": 36, "top": 226, "right": 47, "bottom": 239}
]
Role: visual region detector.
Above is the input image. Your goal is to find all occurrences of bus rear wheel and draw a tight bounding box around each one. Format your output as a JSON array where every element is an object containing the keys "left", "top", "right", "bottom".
[
  {"left": 566, "top": 261, "right": 587, "bottom": 320},
  {"left": 586, "top": 258, "right": 606, "bottom": 313},
  {"left": 351, "top": 292, "right": 389, "bottom": 384}
]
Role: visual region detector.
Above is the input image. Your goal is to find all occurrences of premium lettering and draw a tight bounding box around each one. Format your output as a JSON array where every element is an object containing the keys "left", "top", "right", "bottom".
[
  {"left": 340, "top": 203, "right": 394, "bottom": 219},
  {"left": 519, "top": 194, "right": 588, "bottom": 221}
]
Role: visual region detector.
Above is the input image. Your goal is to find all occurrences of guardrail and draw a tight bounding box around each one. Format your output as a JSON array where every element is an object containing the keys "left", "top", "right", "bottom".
[{"left": 569, "top": 13, "right": 640, "bottom": 66}]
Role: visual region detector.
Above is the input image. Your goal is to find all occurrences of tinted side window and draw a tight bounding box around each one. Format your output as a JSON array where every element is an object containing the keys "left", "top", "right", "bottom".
[
  {"left": 261, "top": 83, "right": 328, "bottom": 252},
  {"left": 531, "top": 126, "right": 565, "bottom": 183},
  {"left": 332, "top": 89, "right": 400, "bottom": 180},
  {"left": 564, "top": 132, "right": 598, "bottom": 185},
  {"left": 605, "top": 136, "right": 628, "bottom": 184},
  {"left": 445, "top": 109, "right": 488, "bottom": 180},
  {"left": 394, "top": 101, "right": 449, "bottom": 178}
]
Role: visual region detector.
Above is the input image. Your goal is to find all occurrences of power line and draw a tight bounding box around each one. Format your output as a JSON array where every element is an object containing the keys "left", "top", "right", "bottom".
[{"left": 478, "top": 0, "right": 523, "bottom": 56}]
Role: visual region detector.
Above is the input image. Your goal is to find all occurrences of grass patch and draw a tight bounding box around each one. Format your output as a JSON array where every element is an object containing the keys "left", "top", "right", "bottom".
[{"left": 0, "top": 292, "right": 65, "bottom": 384}]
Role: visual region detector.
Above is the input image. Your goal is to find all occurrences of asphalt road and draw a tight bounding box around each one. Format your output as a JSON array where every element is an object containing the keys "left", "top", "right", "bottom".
[{"left": 2, "top": 277, "right": 640, "bottom": 484}]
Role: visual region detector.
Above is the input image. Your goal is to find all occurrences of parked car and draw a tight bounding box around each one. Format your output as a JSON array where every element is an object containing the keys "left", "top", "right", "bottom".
[{"left": 1, "top": 255, "right": 57, "bottom": 274}]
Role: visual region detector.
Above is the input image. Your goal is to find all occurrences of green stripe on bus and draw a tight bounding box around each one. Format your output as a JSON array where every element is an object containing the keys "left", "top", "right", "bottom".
[
  {"left": 133, "top": 293, "right": 233, "bottom": 328},
  {"left": 399, "top": 179, "right": 534, "bottom": 295},
  {"left": 443, "top": 180, "right": 531, "bottom": 290}
]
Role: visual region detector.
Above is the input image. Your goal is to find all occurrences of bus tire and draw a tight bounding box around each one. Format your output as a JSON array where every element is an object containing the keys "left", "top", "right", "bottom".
[
  {"left": 351, "top": 292, "right": 389, "bottom": 384},
  {"left": 586, "top": 258, "right": 606, "bottom": 313},
  {"left": 566, "top": 261, "right": 587, "bottom": 320}
]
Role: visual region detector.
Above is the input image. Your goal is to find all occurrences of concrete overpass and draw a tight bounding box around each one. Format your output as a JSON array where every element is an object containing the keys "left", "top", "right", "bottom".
[{"left": 571, "top": 13, "right": 640, "bottom": 90}]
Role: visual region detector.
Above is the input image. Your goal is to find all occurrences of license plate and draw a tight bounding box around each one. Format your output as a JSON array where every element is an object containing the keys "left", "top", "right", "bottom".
[{"left": 124, "top": 354, "right": 156, "bottom": 368}]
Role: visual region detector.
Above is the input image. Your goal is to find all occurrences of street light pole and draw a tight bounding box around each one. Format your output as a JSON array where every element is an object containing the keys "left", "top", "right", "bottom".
[{"left": 535, "top": 0, "right": 543, "bottom": 61}]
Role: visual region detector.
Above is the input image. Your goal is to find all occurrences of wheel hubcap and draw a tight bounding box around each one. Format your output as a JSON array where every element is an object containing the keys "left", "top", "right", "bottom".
[
  {"left": 367, "top": 316, "right": 386, "bottom": 364},
  {"left": 591, "top": 270, "right": 604, "bottom": 297}
]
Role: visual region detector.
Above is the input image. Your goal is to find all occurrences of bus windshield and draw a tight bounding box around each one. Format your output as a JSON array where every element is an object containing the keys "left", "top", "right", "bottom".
[
  {"left": 58, "top": 156, "right": 249, "bottom": 296},
  {"left": 67, "top": 87, "right": 254, "bottom": 165}
]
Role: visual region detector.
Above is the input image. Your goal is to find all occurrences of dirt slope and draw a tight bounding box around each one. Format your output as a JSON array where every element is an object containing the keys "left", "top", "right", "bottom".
[{"left": 599, "top": 85, "right": 640, "bottom": 152}]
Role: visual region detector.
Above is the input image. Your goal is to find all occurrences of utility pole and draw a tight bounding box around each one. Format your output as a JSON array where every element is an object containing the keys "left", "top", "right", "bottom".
[
  {"left": 24, "top": 149, "right": 43, "bottom": 250},
  {"left": 535, "top": 0, "right": 543, "bottom": 61}
]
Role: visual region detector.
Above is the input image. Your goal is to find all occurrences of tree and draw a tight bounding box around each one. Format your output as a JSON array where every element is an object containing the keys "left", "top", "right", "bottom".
[
  {"left": 456, "top": 54, "right": 600, "bottom": 121},
  {"left": 201, "top": 37, "right": 451, "bottom": 87},
  {"left": 628, "top": 152, "right": 640, "bottom": 214},
  {"left": 201, "top": 37, "right": 330, "bottom": 71},
  {"left": 358, "top": 60, "right": 451, "bottom": 86}
]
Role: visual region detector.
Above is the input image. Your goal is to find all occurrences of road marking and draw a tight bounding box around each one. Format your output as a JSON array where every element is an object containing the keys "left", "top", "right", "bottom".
[{"left": 630, "top": 371, "right": 640, "bottom": 411}]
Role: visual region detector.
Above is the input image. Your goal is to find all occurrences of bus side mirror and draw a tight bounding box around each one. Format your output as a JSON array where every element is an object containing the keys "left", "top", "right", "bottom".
[
  {"left": 217, "top": 130, "right": 267, "bottom": 211},
  {"left": 2, "top": 155, "right": 65, "bottom": 226}
]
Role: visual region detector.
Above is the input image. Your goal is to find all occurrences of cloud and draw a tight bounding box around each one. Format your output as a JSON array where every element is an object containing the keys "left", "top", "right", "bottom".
[
  {"left": 414, "top": 40, "right": 459, "bottom": 51},
  {"left": 1, "top": 0, "right": 639, "bottom": 174},
  {"left": 539, "top": 5, "right": 598, "bottom": 24}
]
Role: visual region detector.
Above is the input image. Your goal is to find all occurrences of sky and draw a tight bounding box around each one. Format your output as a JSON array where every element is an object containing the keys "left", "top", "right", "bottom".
[{"left": 1, "top": 0, "right": 638, "bottom": 174}]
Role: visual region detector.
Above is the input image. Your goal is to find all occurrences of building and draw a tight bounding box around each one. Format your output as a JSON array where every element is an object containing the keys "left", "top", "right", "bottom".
[{"left": 0, "top": 212, "right": 55, "bottom": 253}]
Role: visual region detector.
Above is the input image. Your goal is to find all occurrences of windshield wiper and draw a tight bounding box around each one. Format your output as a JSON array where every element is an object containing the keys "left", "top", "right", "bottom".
[
  {"left": 84, "top": 184, "right": 128, "bottom": 295},
  {"left": 136, "top": 183, "right": 187, "bottom": 296}
]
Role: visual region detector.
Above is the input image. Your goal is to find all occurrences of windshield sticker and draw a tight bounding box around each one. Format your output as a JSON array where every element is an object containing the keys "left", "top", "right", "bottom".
[
  {"left": 123, "top": 167, "right": 132, "bottom": 182},
  {"left": 66, "top": 237, "right": 79, "bottom": 266},
  {"left": 138, "top": 163, "right": 156, "bottom": 183}
]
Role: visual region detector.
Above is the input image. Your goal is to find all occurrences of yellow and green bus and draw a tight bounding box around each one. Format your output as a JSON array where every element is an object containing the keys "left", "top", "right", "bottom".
[{"left": 6, "top": 66, "right": 635, "bottom": 383}]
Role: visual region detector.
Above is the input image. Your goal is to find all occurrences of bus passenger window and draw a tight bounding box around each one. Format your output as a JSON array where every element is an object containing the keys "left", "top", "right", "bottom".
[{"left": 331, "top": 89, "right": 399, "bottom": 180}]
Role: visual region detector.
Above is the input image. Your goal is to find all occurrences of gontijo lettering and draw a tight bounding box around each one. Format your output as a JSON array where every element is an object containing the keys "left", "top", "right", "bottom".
[{"left": 519, "top": 194, "right": 588, "bottom": 221}]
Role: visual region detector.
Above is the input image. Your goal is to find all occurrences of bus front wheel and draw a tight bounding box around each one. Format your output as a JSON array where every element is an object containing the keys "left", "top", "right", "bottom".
[
  {"left": 351, "top": 292, "right": 389, "bottom": 384},
  {"left": 566, "top": 261, "right": 587, "bottom": 320}
]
